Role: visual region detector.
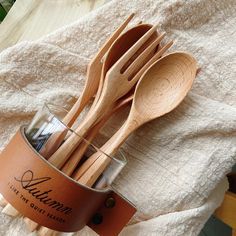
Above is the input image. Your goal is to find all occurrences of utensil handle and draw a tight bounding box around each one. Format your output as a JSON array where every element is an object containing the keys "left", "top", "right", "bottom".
[
  {"left": 62, "top": 13, "right": 135, "bottom": 128},
  {"left": 61, "top": 112, "right": 108, "bottom": 176},
  {"left": 39, "top": 130, "right": 67, "bottom": 159},
  {"left": 78, "top": 153, "right": 111, "bottom": 187},
  {"left": 76, "top": 118, "right": 137, "bottom": 187},
  {"left": 47, "top": 88, "right": 114, "bottom": 168},
  {"left": 63, "top": 96, "right": 132, "bottom": 177},
  {"left": 62, "top": 91, "right": 89, "bottom": 127}
]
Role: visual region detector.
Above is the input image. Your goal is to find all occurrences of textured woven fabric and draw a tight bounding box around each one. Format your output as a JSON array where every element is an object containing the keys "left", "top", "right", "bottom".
[{"left": 0, "top": 0, "right": 235, "bottom": 235}]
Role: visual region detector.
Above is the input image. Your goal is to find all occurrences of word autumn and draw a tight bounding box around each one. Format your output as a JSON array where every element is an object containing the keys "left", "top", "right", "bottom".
[{"left": 14, "top": 170, "right": 72, "bottom": 215}]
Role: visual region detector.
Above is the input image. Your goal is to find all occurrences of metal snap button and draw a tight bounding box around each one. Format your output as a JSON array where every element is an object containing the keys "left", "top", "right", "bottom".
[
  {"left": 92, "top": 213, "right": 103, "bottom": 225},
  {"left": 105, "top": 197, "right": 116, "bottom": 208}
]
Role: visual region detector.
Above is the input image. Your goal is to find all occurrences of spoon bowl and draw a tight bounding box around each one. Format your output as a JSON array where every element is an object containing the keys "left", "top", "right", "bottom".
[{"left": 133, "top": 52, "right": 197, "bottom": 120}]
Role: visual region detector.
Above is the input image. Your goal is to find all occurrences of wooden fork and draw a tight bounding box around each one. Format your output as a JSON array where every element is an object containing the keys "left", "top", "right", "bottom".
[{"left": 47, "top": 25, "right": 166, "bottom": 169}]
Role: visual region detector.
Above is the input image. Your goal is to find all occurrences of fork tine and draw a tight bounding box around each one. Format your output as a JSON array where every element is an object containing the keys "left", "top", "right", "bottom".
[
  {"left": 125, "top": 32, "right": 166, "bottom": 77},
  {"left": 95, "top": 13, "right": 135, "bottom": 60},
  {"left": 113, "top": 24, "right": 159, "bottom": 70},
  {"left": 130, "top": 40, "right": 174, "bottom": 86}
]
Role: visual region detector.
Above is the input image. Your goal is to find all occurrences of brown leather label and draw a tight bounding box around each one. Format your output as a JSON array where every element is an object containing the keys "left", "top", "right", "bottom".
[
  {"left": 0, "top": 128, "right": 109, "bottom": 232},
  {"left": 0, "top": 127, "right": 136, "bottom": 234}
]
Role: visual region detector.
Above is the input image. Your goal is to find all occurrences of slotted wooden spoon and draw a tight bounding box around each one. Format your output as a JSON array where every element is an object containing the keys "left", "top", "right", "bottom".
[{"left": 62, "top": 13, "right": 135, "bottom": 127}]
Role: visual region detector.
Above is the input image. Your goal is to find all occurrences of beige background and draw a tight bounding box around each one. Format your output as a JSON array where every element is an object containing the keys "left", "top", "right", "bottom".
[{"left": 0, "top": 0, "right": 106, "bottom": 51}]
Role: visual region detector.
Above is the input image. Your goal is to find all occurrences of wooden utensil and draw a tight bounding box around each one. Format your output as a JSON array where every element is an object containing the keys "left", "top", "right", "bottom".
[
  {"left": 48, "top": 25, "right": 166, "bottom": 169},
  {"left": 38, "top": 13, "right": 135, "bottom": 159},
  {"left": 0, "top": 194, "right": 8, "bottom": 207},
  {"left": 76, "top": 52, "right": 197, "bottom": 187},
  {"left": 72, "top": 41, "right": 174, "bottom": 180}
]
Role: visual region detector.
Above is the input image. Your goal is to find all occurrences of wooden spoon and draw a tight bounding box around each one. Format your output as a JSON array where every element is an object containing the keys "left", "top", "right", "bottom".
[
  {"left": 76, "top": 52, "right": 197, "bottom": 187},
  {"left": 48, "top": 25, "right": 166, "bottom": 169},
  {"left": 72, "top": 41, "right": 174, "bottom": 180}
]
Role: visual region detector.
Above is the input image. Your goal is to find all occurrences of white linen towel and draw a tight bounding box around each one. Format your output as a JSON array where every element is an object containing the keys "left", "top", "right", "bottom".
[{"left": 0, "top": 0, "right": 235, "bottom": 235}]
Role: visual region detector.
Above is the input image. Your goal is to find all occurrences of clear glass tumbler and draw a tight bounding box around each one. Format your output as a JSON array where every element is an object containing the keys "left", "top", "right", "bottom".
[{"left": 25, "top": 103, "right": 126, "bottom": 189}]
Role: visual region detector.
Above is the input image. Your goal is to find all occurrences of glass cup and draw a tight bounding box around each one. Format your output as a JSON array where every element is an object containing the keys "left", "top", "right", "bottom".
[{"left": 25, "top": 103, "right": 126, "bottom": 189}]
